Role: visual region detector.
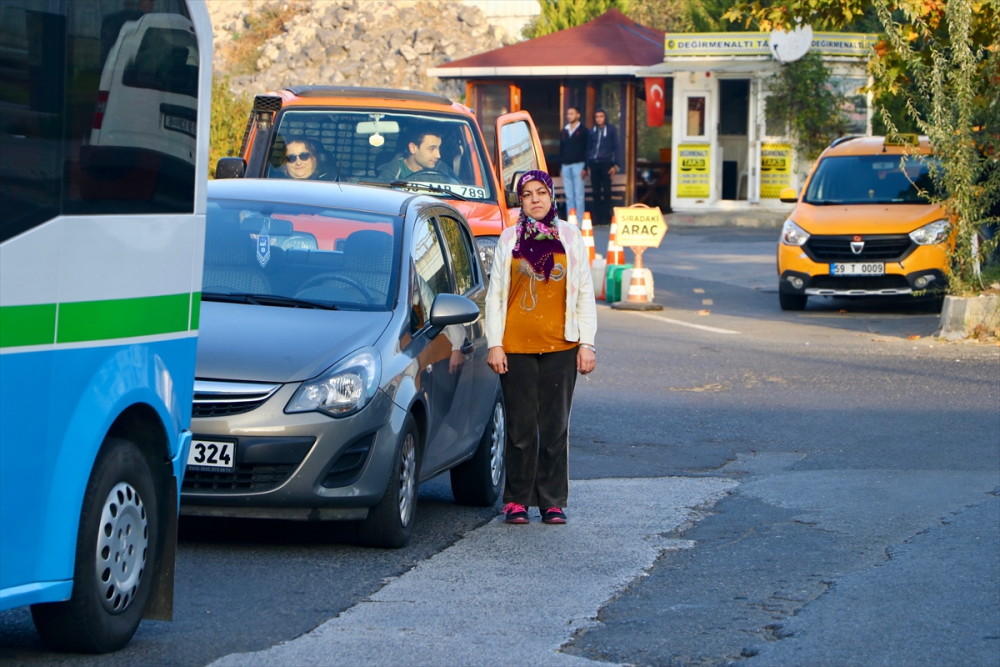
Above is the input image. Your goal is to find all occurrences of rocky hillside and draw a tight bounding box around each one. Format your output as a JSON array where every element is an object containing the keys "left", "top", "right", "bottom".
[{"left": 209, "top": 0, "right": 514, "bottom": 100}]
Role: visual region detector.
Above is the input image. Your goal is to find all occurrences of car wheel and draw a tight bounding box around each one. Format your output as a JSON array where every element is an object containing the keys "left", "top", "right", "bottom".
[
  {"left": 450, "top": 392, "right": 505, "bottom": 507},
  {"left": 31, "top": 438, "right": 159, "bottom": 653},
  {"left": 779, "top": 291, "right": 808, "bottom": 311},
  {"left": 357, "top": 415, "right": 420, "bottom": 549}
]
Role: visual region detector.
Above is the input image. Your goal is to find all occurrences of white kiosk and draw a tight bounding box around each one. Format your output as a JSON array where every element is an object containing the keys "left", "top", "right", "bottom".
[{"left": 636, "top": 31, "right": 877, "bottom": 213}]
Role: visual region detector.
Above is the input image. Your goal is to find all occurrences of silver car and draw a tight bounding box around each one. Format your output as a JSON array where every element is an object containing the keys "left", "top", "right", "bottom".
[{"left": 181, "top": 179, "right": 505, "bottom": 548}]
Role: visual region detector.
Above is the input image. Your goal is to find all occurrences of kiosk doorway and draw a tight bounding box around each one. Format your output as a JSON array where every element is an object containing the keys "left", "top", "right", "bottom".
[{"left": 718, "top": 79, "right": 750, "bottom": 200}]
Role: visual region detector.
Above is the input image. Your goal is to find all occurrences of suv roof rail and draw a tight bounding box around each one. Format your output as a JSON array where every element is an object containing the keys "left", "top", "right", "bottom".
[
  {"left": 829, "top": 135, "right": 863, "bottom": 149},
  {"left": 283, "top": 86, "right": 453, "bottom": 106}
]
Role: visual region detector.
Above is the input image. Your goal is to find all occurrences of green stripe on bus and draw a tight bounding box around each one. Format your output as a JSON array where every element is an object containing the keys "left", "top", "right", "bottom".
[
  {"left": 0, "top": 303, "right": 57, "bottom": 348},
  {"left": 57, "top": 293, "right": 191, "bottom": 344},
  {"left": 190, "top": 292, "right": 201, "bottom": 330}
]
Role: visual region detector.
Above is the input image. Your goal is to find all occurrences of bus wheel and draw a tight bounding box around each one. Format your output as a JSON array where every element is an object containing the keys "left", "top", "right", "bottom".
[{"left": 31, "top": 438, "right": 159, "bottom": 653}]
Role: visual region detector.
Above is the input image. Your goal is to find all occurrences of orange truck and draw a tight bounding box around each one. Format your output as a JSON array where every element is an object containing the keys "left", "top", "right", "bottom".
[{"left": 215, "top": 85, "right": 547, "bottom": 272}]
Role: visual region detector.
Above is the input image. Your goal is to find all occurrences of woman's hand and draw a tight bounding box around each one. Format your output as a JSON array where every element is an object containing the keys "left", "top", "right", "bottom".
[
  {"left": 577, "top": 346, "right": 596, "bottom": 375},
  {"left": 488, "top": 346, "right": 508, "bottom": 375}
]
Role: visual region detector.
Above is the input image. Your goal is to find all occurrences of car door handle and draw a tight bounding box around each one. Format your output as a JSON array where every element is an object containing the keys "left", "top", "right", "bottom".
[{"left": 461, "top": 341, "right": 474, "bottom": 354}]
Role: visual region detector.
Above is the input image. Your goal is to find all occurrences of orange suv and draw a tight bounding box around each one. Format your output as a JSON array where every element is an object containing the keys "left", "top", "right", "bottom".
[
  {"left": 216, "top": 86, "right": 547, "bottom": 271},
  {"left": 776, "top": 135, "right": 949, "bottom": 310}
]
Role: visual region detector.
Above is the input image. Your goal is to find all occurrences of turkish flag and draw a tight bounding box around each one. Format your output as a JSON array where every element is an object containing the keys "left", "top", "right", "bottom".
[{"left": 645, "top": 78, "right": 665, "bottom": 127}]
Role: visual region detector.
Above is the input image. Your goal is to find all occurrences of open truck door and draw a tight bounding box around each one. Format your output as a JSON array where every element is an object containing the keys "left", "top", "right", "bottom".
[{"left": 495, "top": 111, "right": 547, "bottom": 216}]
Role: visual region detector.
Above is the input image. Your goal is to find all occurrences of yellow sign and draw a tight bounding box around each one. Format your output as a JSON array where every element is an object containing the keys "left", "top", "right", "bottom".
[
  {"left": 664, "top": 32, "right": 877, "bottom": 58},
  {"left": 613, "top": 206, "right": 667, "bottom": 248},
  {"left": 760, "top": 143, "right": 792, "bottom": 199},
  {"left": 676, "top": 143, "right": 711, "bottom": 198}
]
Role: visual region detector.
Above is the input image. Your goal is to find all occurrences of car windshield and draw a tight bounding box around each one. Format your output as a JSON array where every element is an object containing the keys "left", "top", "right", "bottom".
[
  {"left": 266, "top": 109, "right": 494, "bottom": 202},
  {"left": 804, "top": 155, "right": 940, "bottom": 205},
  {"left": 204, "top": 199, "right": 401, "bottom": 311}
]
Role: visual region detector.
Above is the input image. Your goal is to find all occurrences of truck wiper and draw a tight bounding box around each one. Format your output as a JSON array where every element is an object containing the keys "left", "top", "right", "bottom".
[
  {"left": 358, "top": 180, "right": 469, "bottom": 201},
  {"left": 202, "top": 292, "right": 339, "bottom": 310}
]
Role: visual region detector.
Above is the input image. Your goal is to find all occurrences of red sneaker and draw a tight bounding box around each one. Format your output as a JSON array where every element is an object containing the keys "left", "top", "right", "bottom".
[
  {"left": 503, "top": 503, "right": 529, "bottom": 524},
  {"left": 542, "top": 507, "right": 567, "bottom": 524}
]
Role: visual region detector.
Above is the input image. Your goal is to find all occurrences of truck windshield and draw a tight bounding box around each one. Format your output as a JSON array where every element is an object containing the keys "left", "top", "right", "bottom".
[
  {"left": 804, "top": 155, "right": 941, "bottom": 205},
  {"left": 266, "top": 110, "right": 495, "bottom": 202}
]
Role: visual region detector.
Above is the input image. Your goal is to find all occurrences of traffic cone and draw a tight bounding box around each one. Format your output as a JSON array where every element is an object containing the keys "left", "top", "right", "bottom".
[
  {"left": 581, "top": 212, "right": 595, "bottom": 266},
  {"left": 568, "top": 208, "right": 578, "bottom": 226},
  {"left": 611, "top": 266, "right": 663, "bottom": 311},
  {"left": 606, "top": 215, "right": 625, "bottom": 266}
]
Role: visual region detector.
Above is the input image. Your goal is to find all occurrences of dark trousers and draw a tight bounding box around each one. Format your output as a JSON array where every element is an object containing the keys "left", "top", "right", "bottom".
[
  {"left": 590, "top": 161, "right": 614, "bottom": 226},
  {"left": 500, "top": 346, "right": 578, "bottom": 509}
]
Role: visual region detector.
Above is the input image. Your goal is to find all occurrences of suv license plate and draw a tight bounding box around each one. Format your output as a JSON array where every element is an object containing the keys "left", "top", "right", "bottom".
[
  {"left": 187, "top": 440, "right": 234, "bottom": 471},
  {"left": 831, "top": 262, "right": 884, "bottom": 276},
  {"left": 164, "top": 114, "right": 196, "bottom": 137}
]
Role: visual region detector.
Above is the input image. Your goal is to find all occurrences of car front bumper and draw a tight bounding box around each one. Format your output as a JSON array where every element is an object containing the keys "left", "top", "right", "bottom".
[{"left": 180, "top": 384, "right": 405, "bottom": 520}]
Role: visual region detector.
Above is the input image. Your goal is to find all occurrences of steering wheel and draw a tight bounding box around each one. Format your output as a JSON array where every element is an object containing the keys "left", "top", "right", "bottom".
[
  {"left": 296, "top": 273, "right": 376, "bottom": 305},
  {"left": 404, "top": 169, "right": 460, "bottom": 185}
]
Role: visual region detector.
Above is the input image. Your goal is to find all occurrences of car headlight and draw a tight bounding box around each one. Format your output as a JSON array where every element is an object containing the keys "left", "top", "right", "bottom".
[
  {"left": 475, "top": 236, "right": 498, "bottom": 274},
  {"left": 781, "top": 219, "right": 810, "bottom": 246},
  {"left": 285, "top": 348, "right": 381, "bottom": 418},
  {"left": 909, "top": 219, "right": 950, "bottom": 245}
]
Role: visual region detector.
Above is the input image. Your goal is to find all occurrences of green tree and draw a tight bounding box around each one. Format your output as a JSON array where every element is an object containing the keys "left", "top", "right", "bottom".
[
  {"left": 209, "top": 76, "right": 251, "bottom": 179},
  {"left": 725, "top": 0, "right": 1000, "bottom": 294},
  {"left": 522, "top": 0, "right": 632, "bottom": 38}
]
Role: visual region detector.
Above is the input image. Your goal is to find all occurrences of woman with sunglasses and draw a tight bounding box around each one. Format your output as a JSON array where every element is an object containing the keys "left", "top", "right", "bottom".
[
  {"left": 282, "top": 139, "right": 327, "bottom": 180},
  {"left": 484, "top": 170, "right": 597, "bottom": 525}
]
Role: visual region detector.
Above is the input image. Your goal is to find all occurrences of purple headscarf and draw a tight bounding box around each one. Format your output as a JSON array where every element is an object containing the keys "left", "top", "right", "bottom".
[{"left": 512, "top": 170, "right": 563, "bottom": 282}]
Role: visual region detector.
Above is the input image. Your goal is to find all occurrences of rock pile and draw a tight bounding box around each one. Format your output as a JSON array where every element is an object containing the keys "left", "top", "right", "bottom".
[{"left": 208, "top": 0, "right": 514, "bottom": 100}]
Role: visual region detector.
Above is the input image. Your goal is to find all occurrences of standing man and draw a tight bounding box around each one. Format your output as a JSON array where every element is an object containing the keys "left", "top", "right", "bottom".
[
  {"left": 559, "top": 107, "right": 588, "bottom": 220},
  {"left": 585, "top": 108, "right": 620, "bottom": 226}
]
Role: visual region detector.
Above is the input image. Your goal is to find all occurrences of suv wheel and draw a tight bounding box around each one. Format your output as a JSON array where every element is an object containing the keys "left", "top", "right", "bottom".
[
  {"left": 357, "top": 415, "right": 419, "bottom": 548},
  {"left": 31, "top": 438, "right": 158, "bottom": 653},
  {"left": 779, "top": 292, "right": 808, "bottom": 311},
  {"left": 450, "top": 393, "right": 505, "bottom": 506}
]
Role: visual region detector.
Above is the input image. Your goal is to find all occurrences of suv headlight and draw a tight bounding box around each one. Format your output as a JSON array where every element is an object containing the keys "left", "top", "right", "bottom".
[
  {"left": 781, "top": 219, "right": 810, "bottom": 246},
  {"left": 909, "top": 219, "right": 950, "bottom": 245},
  {"left": 475, "top": 236, "right": 499, "bottom": 274},
  {"left": 286, "top": 348, "right": 381, "bottom": 417}
]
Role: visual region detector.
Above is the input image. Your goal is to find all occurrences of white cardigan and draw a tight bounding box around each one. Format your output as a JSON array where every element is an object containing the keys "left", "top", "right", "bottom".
[{"left": 485, "top": 220, "right": 598, "bottom": 349}]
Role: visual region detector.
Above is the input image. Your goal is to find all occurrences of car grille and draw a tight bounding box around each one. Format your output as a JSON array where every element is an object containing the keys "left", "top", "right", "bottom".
[
  {"left": 806, "top": 235, "right": 913, "bottom": 261},
  {"left": 192, "top": 380, "right": 281, "bottom": 419},
  {"left": 182, "top": 464, "right": 295, "bottom": 493},
  {"left": 809, "top": 275, "right": 910, "bottom": 291}
]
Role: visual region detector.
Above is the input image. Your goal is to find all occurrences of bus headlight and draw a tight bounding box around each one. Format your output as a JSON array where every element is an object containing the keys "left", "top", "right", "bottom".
[
  {"left": 286, "top": 348, "right": 381, "bottom": 417},
  {"left": 909, "top": 219, "right": 950, "bottom": 245},
  {"left": 781, "top": 219, "right": 810, "bottom": 246}
]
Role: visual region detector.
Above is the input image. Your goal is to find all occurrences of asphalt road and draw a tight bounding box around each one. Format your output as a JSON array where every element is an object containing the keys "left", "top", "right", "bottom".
[{"left": 2, "top": 226, "right": 997, "bottom": 666}]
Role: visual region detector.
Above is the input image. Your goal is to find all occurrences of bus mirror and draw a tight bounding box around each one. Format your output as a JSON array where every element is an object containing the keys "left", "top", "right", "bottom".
[
  {"left": 779, "top": 187, "right": 798, "bottom": 203},
  {"left": 215, "top": 157, "right": 246, "bottom": 179}
]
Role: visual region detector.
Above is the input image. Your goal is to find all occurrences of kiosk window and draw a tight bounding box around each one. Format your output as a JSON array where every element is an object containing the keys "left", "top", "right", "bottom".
[{"left": 686, "top": 97, "right": 706, "bottom": 137}]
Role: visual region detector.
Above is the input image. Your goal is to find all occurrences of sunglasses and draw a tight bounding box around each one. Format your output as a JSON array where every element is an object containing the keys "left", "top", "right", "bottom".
[{"left": 285, "top": 152, "right": 313, "bottom": 163}]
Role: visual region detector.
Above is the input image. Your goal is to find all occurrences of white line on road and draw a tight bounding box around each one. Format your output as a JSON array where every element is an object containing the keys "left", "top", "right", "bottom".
[
  {"left": 210, "top": 477, "right": 736, "bottom": 667},
  {"left": 628, "top": 311, "right": 742, "bottom": 335}
]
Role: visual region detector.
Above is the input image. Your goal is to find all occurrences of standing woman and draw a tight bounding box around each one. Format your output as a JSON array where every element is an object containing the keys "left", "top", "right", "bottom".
[{"left": 485, "top": 170, "right": 597, "bottom": 524}]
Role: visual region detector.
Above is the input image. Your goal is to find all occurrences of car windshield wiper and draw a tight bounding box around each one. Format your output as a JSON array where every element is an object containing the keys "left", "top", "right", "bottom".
[
  {"left": 202, "top": 292, "right": 339, "bottom": 310},
  {"left": 358, "top": 180, "right": 469, "bottom": 201}
]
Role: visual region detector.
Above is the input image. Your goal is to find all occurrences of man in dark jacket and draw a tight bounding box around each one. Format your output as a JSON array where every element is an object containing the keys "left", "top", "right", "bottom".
[
  {"left": 585, "top": 108, "right": 620, "bottom": 226},
  {"left": 559, "top": 106, "right": 588, "bottom": 221}
]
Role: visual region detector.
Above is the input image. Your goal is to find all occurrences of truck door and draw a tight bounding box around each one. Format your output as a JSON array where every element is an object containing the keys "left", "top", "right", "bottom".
[{"left": 495, "top": 111, "right": 548, "bottom": 217}]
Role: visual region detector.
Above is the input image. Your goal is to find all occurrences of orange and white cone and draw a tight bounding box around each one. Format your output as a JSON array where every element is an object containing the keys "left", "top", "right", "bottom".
[
  {"left": 606, "top": 216, "right": 625, "bottom": 266},
  {"left": 625, "top": 268, "right": 653, "bottom": 303},
  {"left": 568, "top": 208, "right": 579, "bottom": 226},
  {"left": 581, "top": 212, "right": 595, "bottom": 265}
]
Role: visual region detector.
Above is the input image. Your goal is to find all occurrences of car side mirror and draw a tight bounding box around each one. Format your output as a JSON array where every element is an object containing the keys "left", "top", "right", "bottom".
[
  {"left": 504, "top": 170, "right": 526, "bottom": 209},
  {"left": 779, "top": 187, "right": 798, "bottom": 203},
  {"left": 215, "top": 157, "right": 246, "bottom": 179},
  {"left": 427, "top": 293, "right": 479, "bottom": 339},
  {"left": 505, "top": 191, "right": 520, "bottom": 208}
]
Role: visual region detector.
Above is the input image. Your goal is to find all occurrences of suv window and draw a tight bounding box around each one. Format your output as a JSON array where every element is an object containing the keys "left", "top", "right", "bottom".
[
  {"left": 805, "top": 155, "right": 940, "bottom": 205},
  {"left": 266, "top": 110, "right": 494, "bottom": 202},
  {"left": 438, "top": 215, "right": 476, "bottom": 295}
]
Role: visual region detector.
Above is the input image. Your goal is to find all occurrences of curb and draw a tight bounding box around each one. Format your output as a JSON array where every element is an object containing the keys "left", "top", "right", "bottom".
[
  {"left": 664, "top": 211, "right": 787, "bottom": 229},
  {"left": 938, "top": 294, "right": 1000, "bottom": 340}
]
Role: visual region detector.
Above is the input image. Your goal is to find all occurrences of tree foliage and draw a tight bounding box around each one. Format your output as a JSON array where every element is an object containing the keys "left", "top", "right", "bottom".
[
  {"left": 522, "top": 0, "right": 632, "bottom": 38},
  {"left": 209, "top": 76, "right": 251, "bottom": 180},
  {"left": 725, "top": 0, "right": 1000, "bottom": 294},
  {"left": 765, "top": 52, "right": 849, "bottom": 161}
]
